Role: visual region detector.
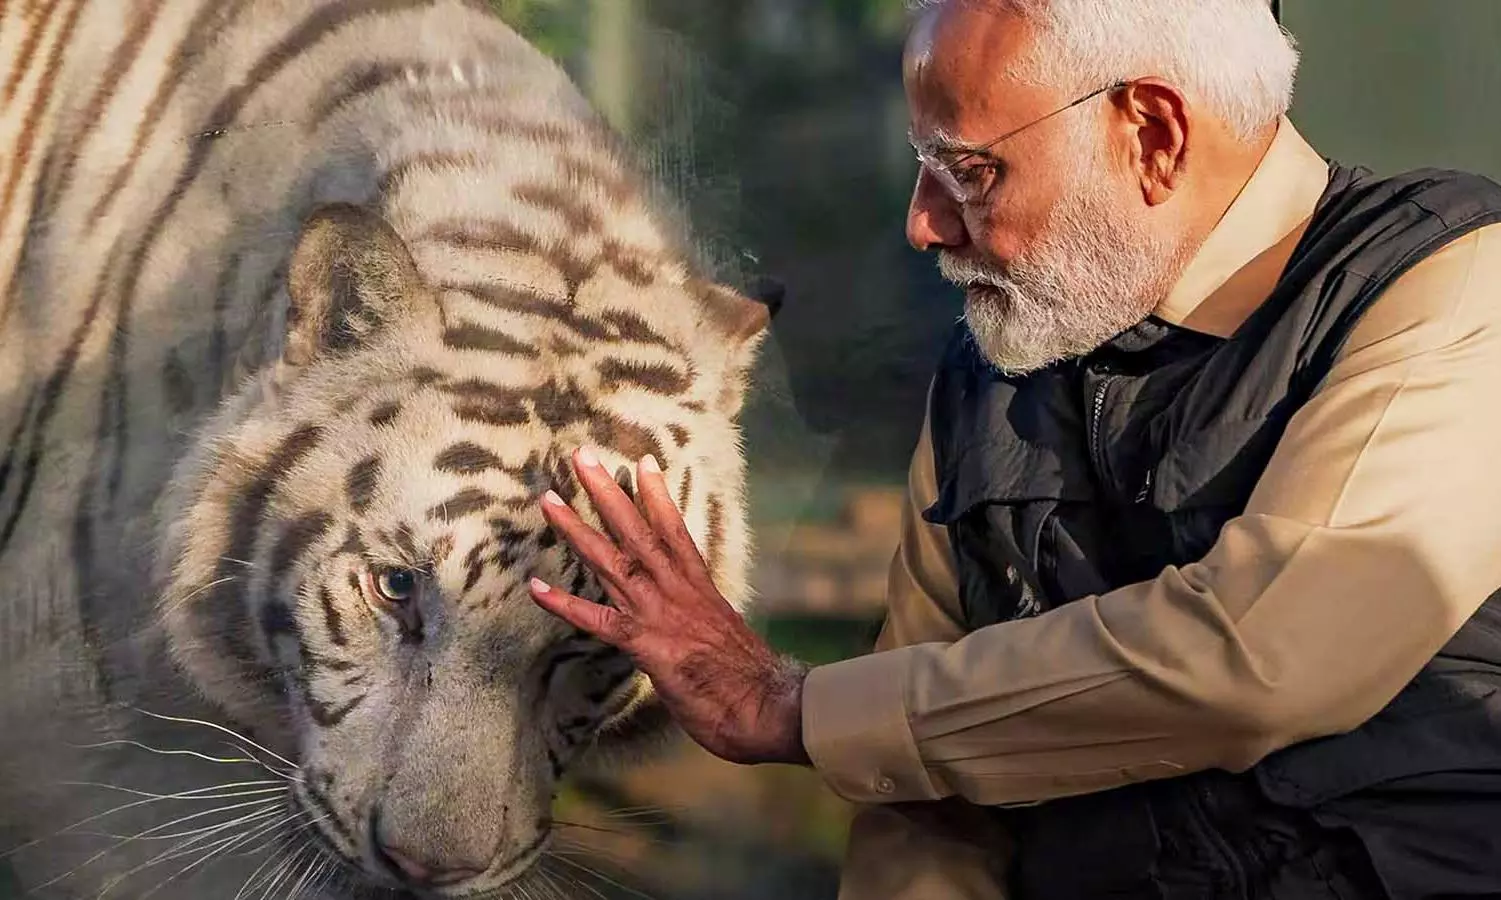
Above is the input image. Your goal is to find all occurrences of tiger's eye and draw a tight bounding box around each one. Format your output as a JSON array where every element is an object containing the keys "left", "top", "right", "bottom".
[
  {"left": 376, "top": 568, "right": 417, "bottom": 603},
  {"left": 364, "top": 567, "right": 423, "bottom": 636}
]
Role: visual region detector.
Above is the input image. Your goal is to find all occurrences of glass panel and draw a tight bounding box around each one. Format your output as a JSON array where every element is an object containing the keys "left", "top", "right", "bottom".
[
  {"left": 11, "top": 3, "right": 1497, "bottom": 898},
  {"left": 500, "top": 3, "right": 925, "bottom": 896}
]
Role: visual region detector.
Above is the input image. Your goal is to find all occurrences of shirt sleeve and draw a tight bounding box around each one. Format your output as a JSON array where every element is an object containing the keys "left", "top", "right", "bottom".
[
  {"left": 827, "top": 400, "right": 1016, "bottom": 899},
  {"left": 802, "top": 396, "right": 967, "bottom": 799},
  {"left": 801, "top": 223, "right": 1501, "bottom": 807}
]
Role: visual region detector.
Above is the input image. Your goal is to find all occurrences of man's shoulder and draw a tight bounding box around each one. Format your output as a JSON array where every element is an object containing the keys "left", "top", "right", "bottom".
[
  {"left": 1338, "top": 220, "right": 1501, "bottom": 367},
  {"left": 1319, "top": 164, "right": 1501, "bottom": 247},
  {"left": 1288, "top": 164, "right": 1501, "bottom": 366}
]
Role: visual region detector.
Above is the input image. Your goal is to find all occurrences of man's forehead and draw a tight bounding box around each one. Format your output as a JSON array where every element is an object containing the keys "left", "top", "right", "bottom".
[{"left": 904, "top": 2, "right": 1052, "bottom": 148}]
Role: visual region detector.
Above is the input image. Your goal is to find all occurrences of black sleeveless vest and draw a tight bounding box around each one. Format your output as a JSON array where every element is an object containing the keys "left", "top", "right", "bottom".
[{"left": 925, "top": 164, "right": 1501, "bottom": 899}]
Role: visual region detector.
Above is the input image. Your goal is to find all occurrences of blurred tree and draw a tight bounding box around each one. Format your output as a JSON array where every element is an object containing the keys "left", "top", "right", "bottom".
[{"left": 586, "top": 0, "right": 638, "bottom": 130}]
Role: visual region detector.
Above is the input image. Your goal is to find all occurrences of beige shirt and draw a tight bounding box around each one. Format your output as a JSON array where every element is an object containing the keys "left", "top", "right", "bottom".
[{"left": 802, "top": 119, "right": 1501, "bottom": 896}]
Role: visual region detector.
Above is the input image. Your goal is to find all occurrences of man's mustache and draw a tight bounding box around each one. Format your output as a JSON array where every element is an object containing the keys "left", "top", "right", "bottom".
[{"left": 938, "top": 251, "right": 1006, "bottom": 289}]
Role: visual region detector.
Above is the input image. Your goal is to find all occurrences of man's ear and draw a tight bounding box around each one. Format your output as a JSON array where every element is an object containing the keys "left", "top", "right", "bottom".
[
  {"left": 1117, "top": 79, "right": 1191, "bottom": 206},
  {"left": 283, "top": 203, "right": 429, "bottom": 366}
]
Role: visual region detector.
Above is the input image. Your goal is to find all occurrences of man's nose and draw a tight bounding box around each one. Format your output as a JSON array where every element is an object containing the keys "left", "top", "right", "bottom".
[{"left": 906, "top": 168, "right": 968, "bottom": 252}]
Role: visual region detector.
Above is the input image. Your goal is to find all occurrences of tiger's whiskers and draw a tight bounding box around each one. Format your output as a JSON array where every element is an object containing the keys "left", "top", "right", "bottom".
[
  {"left": 67, "top": 739, "right": 298, "bottom": 780},
  {"left": 2, "top": 780, "right": 284, "bottom": 861},
  {"left": 31, "top": 794, "right": 286, "bottom": 892},
  {"left": 535, "top": 859, "right": 609, "bottom": 900},
  {"left": 126, "top": 707, "right": 299, "bottom": 773},
  {"left": 544, "top": 849, "right": 658, "bottom": 900},
  {"left": 6, "top": 705, "right": 311, "bottom": 898},
  {"left": 552, "top": 818, "right": 671, "bottom": 845},
  {"left": 92, "top": 804, "right": 288, "bottom": 900}
]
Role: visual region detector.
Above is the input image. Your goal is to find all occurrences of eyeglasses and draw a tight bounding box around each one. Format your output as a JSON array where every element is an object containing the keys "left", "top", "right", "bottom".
[{"left": 909, "top": 80, "right": 1131, "bottom": 204}]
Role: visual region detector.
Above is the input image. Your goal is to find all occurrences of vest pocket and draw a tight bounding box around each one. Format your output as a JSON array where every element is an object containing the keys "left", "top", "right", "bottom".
[
  {"left": 949, "top": 505, "right": 1045, "bottom": 628},
  {"left": 1148, "top": 416, "right": 1280, "bottom": 514}
]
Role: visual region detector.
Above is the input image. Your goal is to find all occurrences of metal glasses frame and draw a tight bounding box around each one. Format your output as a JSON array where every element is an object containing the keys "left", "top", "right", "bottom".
[{"left": 909, "top": 80, "right": 1130, "bottom": 204}]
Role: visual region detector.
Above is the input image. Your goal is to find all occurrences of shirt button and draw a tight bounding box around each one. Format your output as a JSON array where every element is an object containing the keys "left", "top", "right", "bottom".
[{"left": 875, "top": 776, "right": 896, "bottom": 794}]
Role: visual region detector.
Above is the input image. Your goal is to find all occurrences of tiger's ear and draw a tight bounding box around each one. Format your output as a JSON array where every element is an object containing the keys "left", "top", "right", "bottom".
[
  {"left": 692, "top": 279, "right": 774, "bottom": 349},
  {"left": 746, "top": 275, "right": 786, "bottom": 320},
  {"left": 690, "top": 279, "right": 774, "bottom": 415},
  {"left": 283, "top": 203, "right": 428, "bottom": 366}
]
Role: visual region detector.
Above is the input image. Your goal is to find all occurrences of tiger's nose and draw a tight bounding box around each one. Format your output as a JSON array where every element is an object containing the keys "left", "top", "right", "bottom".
[{"left": 377, "top": 842, "right": 485, "bottom": 886}]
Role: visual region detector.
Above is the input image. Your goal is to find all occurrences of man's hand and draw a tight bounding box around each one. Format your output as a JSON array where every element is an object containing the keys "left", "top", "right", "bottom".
[{"left": 529, "top": 447, "right": 812, "bottom": 767}]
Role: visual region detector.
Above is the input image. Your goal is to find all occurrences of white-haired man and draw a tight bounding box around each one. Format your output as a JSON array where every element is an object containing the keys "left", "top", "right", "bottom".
[{"left": 531, "top": 1, "right": 1501, "bottom": 897}]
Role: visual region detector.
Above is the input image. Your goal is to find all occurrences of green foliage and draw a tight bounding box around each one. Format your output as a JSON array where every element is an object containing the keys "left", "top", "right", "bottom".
[
  {"left": 756, "top": 614, "right": 882, "bottom": 666},
  {"left": 829, "top": 0, "right": 911, "bottom": 35},
  {"left": 487, "top": 0, "right": 588, "bottom": 62}
]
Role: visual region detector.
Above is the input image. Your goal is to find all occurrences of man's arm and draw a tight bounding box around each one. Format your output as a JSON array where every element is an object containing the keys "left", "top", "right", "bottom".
[
  {"left": 802, "top": 224, "right": 1501, "bottom": 807},
  {"left": 835, "top": 402, "right": 1013, "bottom": 900}
]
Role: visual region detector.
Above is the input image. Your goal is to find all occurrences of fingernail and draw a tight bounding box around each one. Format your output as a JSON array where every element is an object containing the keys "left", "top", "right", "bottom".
[
  {"left": 576, "top": 447, "right": 599, "bottom": 468},
  {"left": 640, "top": 454, "right": 660, "bottom": 474},
  {"left": 543, "top": 490, "right": 565, "bottom": 507},
  {"left": 531, "top": 577, "right": 551, "bottom": 593}
]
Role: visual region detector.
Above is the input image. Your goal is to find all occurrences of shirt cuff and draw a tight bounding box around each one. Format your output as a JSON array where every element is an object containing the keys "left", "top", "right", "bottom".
[{"left": 801, "top": 644, "right": 946, "bottom": 804}]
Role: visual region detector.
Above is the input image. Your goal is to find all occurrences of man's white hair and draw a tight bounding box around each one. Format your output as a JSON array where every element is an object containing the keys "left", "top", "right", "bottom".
[{"left": 915, "top": 0, "right": 1300, "bottom": 141}]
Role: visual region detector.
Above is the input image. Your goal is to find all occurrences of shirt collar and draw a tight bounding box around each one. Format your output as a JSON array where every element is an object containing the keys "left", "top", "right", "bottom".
[{"left": 1152, "top": 117, "right": 1331, "bottom": 338}]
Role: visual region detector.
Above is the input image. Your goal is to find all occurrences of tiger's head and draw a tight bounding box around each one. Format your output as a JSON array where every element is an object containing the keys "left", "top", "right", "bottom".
[{"left": 155, "top": 203, "right": 769, "bottom": 894}]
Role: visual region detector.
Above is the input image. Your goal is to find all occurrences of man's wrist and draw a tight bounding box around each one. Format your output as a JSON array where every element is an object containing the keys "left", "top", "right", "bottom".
[{"left": 770, "top": 655, "right": 813, "bottom": 766}]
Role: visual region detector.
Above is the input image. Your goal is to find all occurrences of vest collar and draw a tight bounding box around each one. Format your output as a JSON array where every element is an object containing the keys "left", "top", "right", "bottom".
[{"left": 1153, "top": 118, "right": 1332, "bottom": 338}]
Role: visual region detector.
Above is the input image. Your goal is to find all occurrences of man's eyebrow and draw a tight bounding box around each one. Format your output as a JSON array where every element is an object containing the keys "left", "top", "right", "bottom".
[{"left": 910, "top": 125, "right": 981, "bottom": 156}]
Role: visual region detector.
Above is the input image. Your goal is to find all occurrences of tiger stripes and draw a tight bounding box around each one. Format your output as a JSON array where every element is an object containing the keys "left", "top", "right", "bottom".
[{"left": 0, "top": 1, "right": 769, "bottom": 895}]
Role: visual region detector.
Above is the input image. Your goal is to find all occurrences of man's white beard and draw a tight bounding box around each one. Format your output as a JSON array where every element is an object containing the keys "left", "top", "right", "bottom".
[{"left": 939, "top": 165, "right": 1189, "bottom": 376}]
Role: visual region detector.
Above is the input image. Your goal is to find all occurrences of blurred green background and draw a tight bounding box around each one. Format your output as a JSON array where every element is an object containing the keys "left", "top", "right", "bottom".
[{"left": 487, "top": 2, "right": 1501, "bottom": 898}]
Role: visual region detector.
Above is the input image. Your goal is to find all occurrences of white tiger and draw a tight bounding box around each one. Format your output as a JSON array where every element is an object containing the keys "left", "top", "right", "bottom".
[{"left": 0, "top": 1, "right": 770, "bottom": 896}]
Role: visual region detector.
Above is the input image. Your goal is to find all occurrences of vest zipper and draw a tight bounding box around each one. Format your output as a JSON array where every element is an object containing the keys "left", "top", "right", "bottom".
[
  {"left": 1092, "top": 375, "right": 1156, "bottom": 504},
  {"left": 1088, "top": 375, "right": 1117, "bottom": 487}
]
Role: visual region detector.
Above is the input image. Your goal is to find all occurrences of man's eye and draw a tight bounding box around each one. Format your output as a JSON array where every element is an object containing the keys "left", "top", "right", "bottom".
[{"left": 951, "top": 163, "right": 991, "bottom": 188}]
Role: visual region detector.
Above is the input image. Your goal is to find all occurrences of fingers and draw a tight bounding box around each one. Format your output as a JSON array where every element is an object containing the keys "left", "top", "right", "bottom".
[
  {"left": 568, "top": 448, "right": 676, "bottom": 582},
  {"left": 635, "top": 455, "right": 714, "bottom": 584},
  {"left": 540, "top": 489, "right": 638, "bottom": 595},
  {"left": 529, "top": 578, "right": 632, "bottom": 646}
]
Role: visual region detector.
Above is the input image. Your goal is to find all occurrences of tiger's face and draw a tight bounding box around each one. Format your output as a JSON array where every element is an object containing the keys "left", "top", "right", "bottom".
[{"left": 155, "top": 204, "right": 766, "bottom": 894}]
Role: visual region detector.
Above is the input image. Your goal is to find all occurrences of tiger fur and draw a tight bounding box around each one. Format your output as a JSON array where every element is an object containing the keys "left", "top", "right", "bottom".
[{"left": 0, "top": 1, "right": 770, "bottom": 896}]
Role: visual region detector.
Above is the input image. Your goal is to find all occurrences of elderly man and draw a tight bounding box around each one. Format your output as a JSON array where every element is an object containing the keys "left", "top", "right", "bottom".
[{"left": 531, "top": 0, "right": 1501, "bottom": 897}]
